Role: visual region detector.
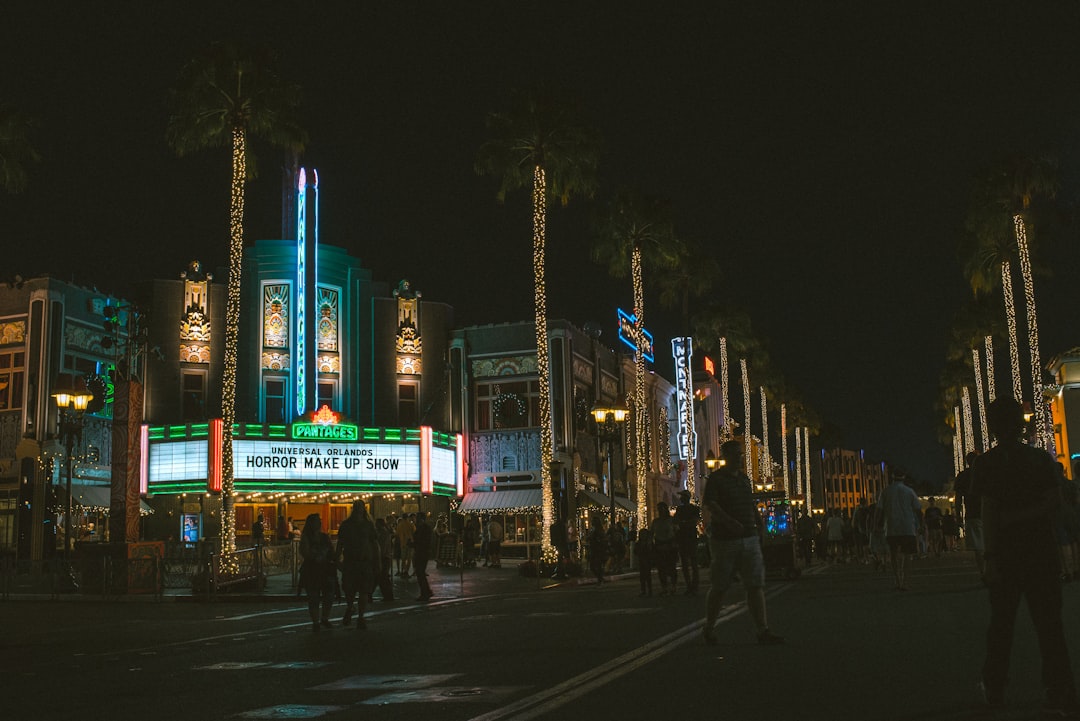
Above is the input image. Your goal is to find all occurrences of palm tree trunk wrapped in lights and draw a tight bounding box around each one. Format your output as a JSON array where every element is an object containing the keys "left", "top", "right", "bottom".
[
  {"left": 759, "top": 387, "right": 769, "bottom": 484},
  {"left": 1013, "top": 214, "right": 1047, "bottom": 448},
  {"left": 531, "top": 165, "right": 556, "bottom": 555},
  {"left": 962, "top": 387, "right": 975, "bottom": 457},
  {"left": 972, "top": 348, "right": 989, "bottom": 453},
  {"left": 1001, "top": 261, "right": 1022, "bottom": 404},
  {"left": 984, "top": 335, "right": 996, "bottom": 403},
  {"left": 741, "top": 360, "right": 752, "bottom": 477},
  {"left": 720, "top": 338, "right": 730, "bottom": 439},
  {"left": 632, "top": 245, "right": 648, "bottom": 529},
  {"left": 802, "top": 427, "right": 812, "bottom": 513},
  {"left": 794, "top": 422, "right": 802, "bottom": 496},
  {"left": 781, "top": 404, "right": 789, "bottom": 497},
  {"left": 954, "top": 405, "right": 963, "bottom": 474}
]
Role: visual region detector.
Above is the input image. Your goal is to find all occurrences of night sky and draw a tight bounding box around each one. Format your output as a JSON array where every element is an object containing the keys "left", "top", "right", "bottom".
[{"left": 5, "top": 3, "right": 1080, "bottom": 485}]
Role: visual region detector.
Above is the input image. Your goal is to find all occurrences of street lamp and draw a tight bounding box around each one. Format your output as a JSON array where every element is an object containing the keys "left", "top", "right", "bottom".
[
  {"left": 591, "top": 402, "right": 629, "bottom": 529},
  {"left": 53, "top": 374, "right": 93, "bottom": 569},
  {"left": 704, "top": 451, "right": 724, "bottom": 472}
]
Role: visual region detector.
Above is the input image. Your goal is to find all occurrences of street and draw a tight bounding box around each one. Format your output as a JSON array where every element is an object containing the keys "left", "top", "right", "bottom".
[{"left": 5, "top": 553, "right": 1076, "bottom": 720}]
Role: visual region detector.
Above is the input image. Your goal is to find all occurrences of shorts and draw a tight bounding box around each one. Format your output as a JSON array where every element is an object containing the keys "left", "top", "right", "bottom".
[
  {"left": 964, "top": 519, "right": 985, "bottom": 552},
  {"left": 488, "top": 540, "right": 501, "bottom": 555},
  {"left": 708, "top": 536, "right": 766, "bottom": 593},
  {"left": 886, "top": 535, "right": 916, "bottom": 555}
]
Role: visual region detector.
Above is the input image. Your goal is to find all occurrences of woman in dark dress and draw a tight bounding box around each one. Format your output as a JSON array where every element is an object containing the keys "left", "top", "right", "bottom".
[
  {"left": 588, "top": 513, "right": 610, "bottom": 585},
  {"left": 299, "top": 513, "right": 336, "bottom": 631}
]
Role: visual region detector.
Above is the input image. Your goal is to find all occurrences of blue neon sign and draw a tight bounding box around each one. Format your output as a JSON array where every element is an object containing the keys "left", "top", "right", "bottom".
[{"left": 617, "top": 307, "right": 654, "bottom": 363}]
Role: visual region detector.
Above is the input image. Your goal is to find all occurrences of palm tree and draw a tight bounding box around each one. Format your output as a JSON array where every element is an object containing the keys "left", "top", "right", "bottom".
[
  {"left": 592, "top": 190, "right": 681, "bottom": 525},
  {"left": 0, "top": 102, "right": 40, "bottom": 193},
  {"left": 475, "top": 88, "right": 599, "bottom": 557},
  {"left": 167, "top": 41, "right": 306, "bottom": 560},
  {"left": 963, "top": 155, "right": 1059, "bottom": 448}
]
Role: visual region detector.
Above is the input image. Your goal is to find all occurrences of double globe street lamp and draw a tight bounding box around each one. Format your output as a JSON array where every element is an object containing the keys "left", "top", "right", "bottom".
[
  {"left": 591, "top": 402, "right": 629, "bottom": 529},
  {"left": 53, "top": 374, "right": 94, "bottom": 571}
]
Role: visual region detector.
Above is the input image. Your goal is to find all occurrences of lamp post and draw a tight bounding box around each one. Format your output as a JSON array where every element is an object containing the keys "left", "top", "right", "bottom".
[
  {"left": 591, "top": 402, "right": 629, "bottom": 529},
  {"left": 53, "top": 374, "right": 93, "bottom": 575}
]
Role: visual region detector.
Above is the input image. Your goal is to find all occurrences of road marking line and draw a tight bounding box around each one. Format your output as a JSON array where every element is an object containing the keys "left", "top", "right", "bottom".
[{"left": 467, "top": 582, "right": 795, "bottom": 721}]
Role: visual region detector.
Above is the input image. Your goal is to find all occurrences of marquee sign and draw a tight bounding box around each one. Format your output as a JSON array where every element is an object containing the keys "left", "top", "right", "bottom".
[
  {"left": 672, "top": 337, "right": 697, "bottom": 462},
  {"left": 142, "top": 421, "right": 465, "bottom": 497}
]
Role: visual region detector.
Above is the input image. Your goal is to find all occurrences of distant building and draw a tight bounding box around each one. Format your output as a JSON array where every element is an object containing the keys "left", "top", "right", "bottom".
[{"left": 816, "top": 447, "right": 890, "bottom": 515}]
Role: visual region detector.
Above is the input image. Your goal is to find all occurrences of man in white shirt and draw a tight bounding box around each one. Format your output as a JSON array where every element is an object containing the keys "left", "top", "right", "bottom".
[{"left": 877, "top": 470, "right": 922, "bottom": 590}]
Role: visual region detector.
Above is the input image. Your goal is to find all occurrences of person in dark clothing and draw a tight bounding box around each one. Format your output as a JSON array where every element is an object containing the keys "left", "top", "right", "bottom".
[
  {"left": 251, "top": 513, "right": 265, "bottom": 548},
  {"left": 973, "top": 397, "right": 1078, "bottom": 715},
  {"left": 413, "top": 512, "right": 434, "bottom": 601},
  {"left": 336, "top": 500, "right": 380, "bottom": 629},
  {"left": 298, "top": 513, "right": 336, "bottom": 632},
  {"left": 674, "top": 489, "right": 701, "bottom": 594},
  {"left": 955, "top": 451, "right": 984, "bottom": 577},
  {"left": 634, "top": 528, "right": 654, "bottom": 596},
  {"left": 550, "top": 517, "right": 569, "bottom": 579},
  {"left": 374, "top": 517, "right": 394, "bottom": 601},
  {"left": 587, "top": 513, "right": 610, "bottom": 585},
  {"left": 702, "top": 440, "right": 783, "bottom": 646},
  {"left": 796, "top": 510, "right": 815, "bottom": 566}
]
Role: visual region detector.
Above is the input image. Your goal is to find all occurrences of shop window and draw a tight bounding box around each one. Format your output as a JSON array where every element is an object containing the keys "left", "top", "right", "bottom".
[
  {"left": 317, "top": 379, "right": 336, "bottom": 410},
  {"left": 264, "top": 377, "right": 287, "bottom": 424},
  {"left": 475, "top": 379, "right": 539, "bottom": 431},
  {"left": 398, "top": 382, "right": 418, "bottom": 426},
  {"left": 181, "top": 369, "right": 207, "bottom": 422},
  {"left": 0, "top": 350, "right": 25, "bottom": 411}
]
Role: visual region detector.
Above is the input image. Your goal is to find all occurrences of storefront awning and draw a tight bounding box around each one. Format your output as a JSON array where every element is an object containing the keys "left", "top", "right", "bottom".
[
  {"left": 71, "top": 484, "right": 154, "bottom": 516},
  {"left": 578, "top": 489, "right": 636, "bottom": 513},
  {"left": 458, "top": 488, "right": 542, "bottom": 512}
]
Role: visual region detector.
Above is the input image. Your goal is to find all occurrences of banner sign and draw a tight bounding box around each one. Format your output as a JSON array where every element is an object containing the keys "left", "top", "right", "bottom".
[{"left": 672, "top": 337, "right": 697, "bottom": 461}]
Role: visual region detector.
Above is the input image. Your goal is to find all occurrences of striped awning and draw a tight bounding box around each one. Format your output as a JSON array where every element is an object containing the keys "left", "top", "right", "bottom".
[
  {"left": 578, "top": 489, "right": 636, "bottom": 513},
  {"left": 458, "top": 488, "right": 542, "bottom": 512}
]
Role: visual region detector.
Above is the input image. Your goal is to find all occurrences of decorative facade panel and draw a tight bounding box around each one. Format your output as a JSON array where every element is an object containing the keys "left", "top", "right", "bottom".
[
  {"left": 317, "top": 354, "right": 340, "bottom": 374},
  {"left": 468, "top": 430, "right": 542, "bottom": 477},
  {"left": 261, "top": 351, "right": 291, "bottom": 371},
  {"left": 472, "top": 355, "right": 538, "bottom": 378},
  {"left": 317, "top": 286, "right": 338, "bottom": 352},
  {"left": 262, "top": 284, "right": 289, "bottom": 349},
  {"left": 180, "top": 344, "right": 211, "bottom": 364},
  {"left": 0, "top": 320, "right": 25, "bottom": 346},
  {"left": 572, "top": 355, "right": 593, "bottom": 384},
  {"left": 396, "top": 355, "right": 421, "bottom": 375}
]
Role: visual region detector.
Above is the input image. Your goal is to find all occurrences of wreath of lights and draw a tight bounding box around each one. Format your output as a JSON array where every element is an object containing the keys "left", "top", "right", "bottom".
[{"left": 491, "top": 388, "right": 527, "bottom": 420}]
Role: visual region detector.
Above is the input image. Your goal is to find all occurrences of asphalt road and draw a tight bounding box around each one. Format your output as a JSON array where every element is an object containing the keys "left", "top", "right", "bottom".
[{"left": 6, "top": 553, "right": 1078, "bottom": 721}]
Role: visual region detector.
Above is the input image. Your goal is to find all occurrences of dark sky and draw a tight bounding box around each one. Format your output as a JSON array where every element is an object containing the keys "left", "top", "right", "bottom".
[{"left": 5, "top": 3, "right": 1080, "bottom": 484}]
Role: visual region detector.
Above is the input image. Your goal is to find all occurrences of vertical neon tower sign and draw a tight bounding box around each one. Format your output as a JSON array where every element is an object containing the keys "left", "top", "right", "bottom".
[
  {"left": 295, "top": 168, "right": 319, "bottom": 416},
  {"left": 672, "top": 338, "right": 696, "bottom": 466}
]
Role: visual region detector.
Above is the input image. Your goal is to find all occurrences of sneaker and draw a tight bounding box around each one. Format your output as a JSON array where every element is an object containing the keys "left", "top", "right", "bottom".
[{"left": 757, "top": 629, "right": 785, "bottom": 645}]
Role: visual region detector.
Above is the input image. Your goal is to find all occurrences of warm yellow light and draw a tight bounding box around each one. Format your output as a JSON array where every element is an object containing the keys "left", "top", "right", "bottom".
[{"left": 54, "top": 392, "right": 72, "bottom": 409}]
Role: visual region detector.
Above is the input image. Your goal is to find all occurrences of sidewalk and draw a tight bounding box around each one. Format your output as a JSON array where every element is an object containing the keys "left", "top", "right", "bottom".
[{"left": 1, "top": 558, "right": 601, "bottom": 602}]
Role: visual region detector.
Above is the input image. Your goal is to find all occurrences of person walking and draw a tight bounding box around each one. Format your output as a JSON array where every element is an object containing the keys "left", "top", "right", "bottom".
[
  {"left": 298, "top": 513, "right": 336, "bottom": 632},
  {"left": 796, "top": 510, "right": 816, "bottom": 567},
  {"left": 826, "top": 510, "right": 845, "bottom": 563},
  {"left": 587, "top": 513, "right": 609, "bottom": 585},
  {"left": 550, "top": 516, "right": 569, "bottom": 580},
  {"left": 487, "top": 515, "right": 504, "bottom": 568},
  {"left": 652, "top": 502, "right": 678, "bottom": 595},
  {"left": 374, "top": 517, "right": 395, "bottom": 602},
  {"left": 973, "top": 397, "right": 1078, "bottom": 715},
  {"left": 878, "top": 468, "right": 921, "bottom": 591},
  {"left": 633, "top": 528, "right": 654, "bottom": 596},
  {"left": 674, "top": 489, "right": 701, "bottom": 594},
  {"left": 395, "top": 513, "right": 415, "bottom": 578},
  {"left": 955, "top": 452, "right": 985, "bottom": 578},
  {"left": 702, "top": 440, "right": 783, "bottom": 646},
  {"left": 413, "top": 511, "right": 434, "bottom": 601},
  {"left": 336, "top": 500, "right": 380, "bottom": 629}
]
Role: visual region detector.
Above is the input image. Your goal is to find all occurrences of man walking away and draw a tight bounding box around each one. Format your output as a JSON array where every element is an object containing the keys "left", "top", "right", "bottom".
[
  {"left": 413, "top": 511, "right": 434, "bottom": 601},
  {"left": 675, "top": 489, "right": 701, "bottom": 594},
  {"left": 702, "top": 440, "right": 783, "bottom": 646},
  {"left": 336, "top": 500, "right": 380, "bottom": 629},
  {"left": 878, "top": 468, "right": 921, "bottom": 591},
  {"left": 974, "top": 398, "right": 1078, "bottom": 716}
]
